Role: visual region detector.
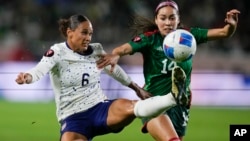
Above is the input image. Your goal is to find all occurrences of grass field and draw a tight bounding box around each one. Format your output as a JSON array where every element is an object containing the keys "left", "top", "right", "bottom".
[{"left": 0, "top": 100, "right": 250, "bottom": 141}]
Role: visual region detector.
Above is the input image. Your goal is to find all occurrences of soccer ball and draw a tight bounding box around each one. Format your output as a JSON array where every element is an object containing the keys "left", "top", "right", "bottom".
[{"left": 163, "top": 29, "right": 197, "bottom": 62}]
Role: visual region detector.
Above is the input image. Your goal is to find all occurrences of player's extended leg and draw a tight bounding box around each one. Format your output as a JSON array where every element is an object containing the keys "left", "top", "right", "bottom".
[
  {"left": 107, "top": 66, "right": 188, "bottom": 132},
  {"left": 61, "top": 132, "right": 88, "bottom": 141},
  {"left": 146, "top": 115, "right": 180, "bottom": 141},
  {"left": 140, "top": 66, "right": 188, "bottom": 141},
  {"left": 106, "top": 92, "right": 177, "bottom": 131}
]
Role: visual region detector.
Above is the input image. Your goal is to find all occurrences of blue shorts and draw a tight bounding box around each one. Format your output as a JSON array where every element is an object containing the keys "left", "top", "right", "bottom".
[{"left": 60, "top": 99, "right": 123, "bottom": 140}]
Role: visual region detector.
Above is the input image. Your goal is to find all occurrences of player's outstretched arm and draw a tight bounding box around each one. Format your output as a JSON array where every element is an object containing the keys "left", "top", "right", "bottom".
[
  {"left": 97, "top": 43, "right": 133, "bottom": 72},
  {"left": 103, "top": 64, "right": 152, "bottom": 99},
  {"left": 207, "top": 9, "right": 240, "bottom": 40}
]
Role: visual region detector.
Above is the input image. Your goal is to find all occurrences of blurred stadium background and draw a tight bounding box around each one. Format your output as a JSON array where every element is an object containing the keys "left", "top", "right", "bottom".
[{"left": 0, "top": 0, "right": 250, "bottom": 141}]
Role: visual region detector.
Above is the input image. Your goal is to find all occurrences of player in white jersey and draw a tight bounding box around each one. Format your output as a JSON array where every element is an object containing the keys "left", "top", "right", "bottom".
[{"left": 15, "top": 14, "right": 188, "bottom": 141}]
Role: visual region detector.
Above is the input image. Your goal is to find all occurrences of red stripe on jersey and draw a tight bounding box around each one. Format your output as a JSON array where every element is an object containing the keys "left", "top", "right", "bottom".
[{"left": 143, "top": 29, "right": 159, "bottom": 37}]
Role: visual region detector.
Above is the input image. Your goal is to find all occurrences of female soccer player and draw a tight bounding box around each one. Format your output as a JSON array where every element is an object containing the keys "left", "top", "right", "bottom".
[
  {"left": 97, "top": 0, "right": 240, "bottom": 141},
  {"left": 15, "top": 14, "right": 187, "bottom": 141}
]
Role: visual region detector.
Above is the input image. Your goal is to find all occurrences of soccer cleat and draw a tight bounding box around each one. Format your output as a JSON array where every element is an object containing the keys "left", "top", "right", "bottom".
[{"left": 171, "top": 66, "right": 188, "bottom": 106}]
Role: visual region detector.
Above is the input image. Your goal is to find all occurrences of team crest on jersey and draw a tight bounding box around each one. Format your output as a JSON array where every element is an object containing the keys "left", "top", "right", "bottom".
[
  {"left": 44, "top": 49, "right": 54, "bottom": 57},
  {"left": 132, "top": 36, "right": 141, "bottom": 42}
]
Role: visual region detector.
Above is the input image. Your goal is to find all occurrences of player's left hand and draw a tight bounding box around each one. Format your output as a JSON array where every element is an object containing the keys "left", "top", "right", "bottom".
[
  {"left": 135, "top": 87, "right": 153, "bottom": 100},
  {"left": 129, "top": 82, "right": 152, "bottom": 100},
  {"left": 225, "top": 9, "right": 240, "bottom": 26}
]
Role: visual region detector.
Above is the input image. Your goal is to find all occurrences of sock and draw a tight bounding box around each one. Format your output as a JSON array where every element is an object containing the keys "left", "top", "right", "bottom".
[{"left": 134, "top": 93, "right": 176, "bottom": 118}]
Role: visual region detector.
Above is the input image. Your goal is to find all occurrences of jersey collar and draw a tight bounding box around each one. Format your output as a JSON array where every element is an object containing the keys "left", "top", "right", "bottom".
[{"left": 65, "top": 42, "right": 93, "bottom": 56}]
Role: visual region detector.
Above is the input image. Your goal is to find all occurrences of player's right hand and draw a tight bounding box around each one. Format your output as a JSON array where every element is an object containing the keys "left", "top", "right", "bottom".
[
  {"left": 15, "top": 72, "right": 32, "bottom": 84},
  {"left": 224, "top": 9, "right": 240, "bottom": 26}
]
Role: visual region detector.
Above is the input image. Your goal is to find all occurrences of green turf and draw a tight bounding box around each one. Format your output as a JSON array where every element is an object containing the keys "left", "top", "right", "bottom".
[
  {"left": 0, "top": 100, "right": 249, "bottom": 141},
  {"left": 0, "top": 100, "right": 59, "bottom": 141}
]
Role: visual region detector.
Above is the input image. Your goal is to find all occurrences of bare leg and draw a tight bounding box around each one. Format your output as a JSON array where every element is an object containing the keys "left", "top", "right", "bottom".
[
  {"left": 107, "top": 99, "right": 137, "bottom": 130},
  {"left": 61, "top": 132, "right": 88, "bottom": 141},
  {"left": 106, "top": 95, "right": 176, "bottom": 131},
  {"left": 147, "top": 115, "right": 180, "bottom": 141}
]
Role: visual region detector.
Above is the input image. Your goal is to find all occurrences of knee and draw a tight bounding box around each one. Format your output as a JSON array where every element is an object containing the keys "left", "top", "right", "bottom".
[{"left": 112, "top": 99, "right": 137, "bottom": 115}]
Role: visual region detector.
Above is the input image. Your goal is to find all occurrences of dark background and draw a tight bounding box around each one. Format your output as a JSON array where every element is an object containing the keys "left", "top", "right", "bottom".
[{"left": 0, "top": 0, "right": 249, "bottom": 71}]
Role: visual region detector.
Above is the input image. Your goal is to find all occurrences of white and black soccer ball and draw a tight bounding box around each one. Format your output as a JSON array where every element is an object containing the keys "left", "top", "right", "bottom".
[{"left": 163, "top": 29, "right": 197, "bottom": 62}]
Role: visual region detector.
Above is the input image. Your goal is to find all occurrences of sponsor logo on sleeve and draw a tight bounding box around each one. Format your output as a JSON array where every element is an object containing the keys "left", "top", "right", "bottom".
[
  {"left": 44, "top": 49, "right": 54, "bottom": 57},
  {"left": 132, "top": 36, "right": 141, "bottom": 42}
]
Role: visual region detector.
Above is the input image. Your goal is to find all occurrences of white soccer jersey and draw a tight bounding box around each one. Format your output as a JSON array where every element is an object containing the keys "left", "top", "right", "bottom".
[{"left": 27, "top": 42, "right": 131, "bottom": 121}]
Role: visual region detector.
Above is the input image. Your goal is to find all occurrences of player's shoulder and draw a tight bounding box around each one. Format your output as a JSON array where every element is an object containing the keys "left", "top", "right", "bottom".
[
  {"left": 89, "top": 43, "right": 103, "bottom": 50},
  {"left": 89, "top": 43, "right": 105, "bottom": 54},
  {"left": 51, "top": 42, "right": 66, "bottom": 50},
  {"left": 43, "top": 42, "right": 67, "bottom": 57},
  {"left": 131, "top": 30, "right": 159, "bottom": 43},
  {"left": 143, "top": 29, "right": 159, "bottom": 37},
  {"left": 50, "top": 42, "right": 70, "bottom": 54},
  {"left": 189, "top": 27, "right": 208, "bottom": 34}
]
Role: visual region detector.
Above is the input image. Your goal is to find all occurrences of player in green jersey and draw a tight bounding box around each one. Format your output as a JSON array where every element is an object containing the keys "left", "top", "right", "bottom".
[{"left": 97, "top": 0, "right": 240, "bottom": 141}]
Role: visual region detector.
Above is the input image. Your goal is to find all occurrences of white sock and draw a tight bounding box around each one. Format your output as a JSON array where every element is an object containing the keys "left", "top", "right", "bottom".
[{"left": 134, "top": 93, "right": 176, "bottom": 118}]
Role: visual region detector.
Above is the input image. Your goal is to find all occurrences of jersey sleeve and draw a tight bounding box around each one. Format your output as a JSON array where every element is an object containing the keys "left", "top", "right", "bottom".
[
  {"left": 128, "top": 34, "right": 150, "bottom": 54},
  {"left": 104, "top": 65, "right": 132, "bottom": 86},
  {"left": 91, "top": 43, "right": 106, "bottom": 55},
  {"left": 26, "top": 45, "right": 60, "bottom": 83},
  {"left": 190, "top": 27, "right": 209, "bottom": 44},
  {"left": 93, "top": 43, "right": 132, "bottom": 86}
]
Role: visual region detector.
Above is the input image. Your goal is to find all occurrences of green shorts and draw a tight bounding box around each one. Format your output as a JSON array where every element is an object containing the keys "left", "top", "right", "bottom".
[{"left": 141, "top": 105, "right": 190, "bottom": 137}]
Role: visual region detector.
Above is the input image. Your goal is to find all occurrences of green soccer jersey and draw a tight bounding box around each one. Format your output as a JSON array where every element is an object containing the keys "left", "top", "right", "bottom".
[{"left": 129, "top": 28, "right": 208, "bottom": 96}]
